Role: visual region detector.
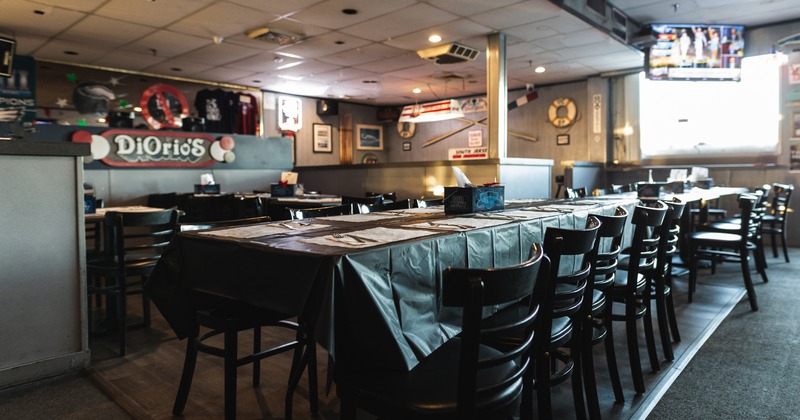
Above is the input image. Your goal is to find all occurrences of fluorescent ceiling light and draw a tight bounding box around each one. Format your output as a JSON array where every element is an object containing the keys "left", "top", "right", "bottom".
[{"left": 276, "top": 61, "right": 303, "bottom": 70}]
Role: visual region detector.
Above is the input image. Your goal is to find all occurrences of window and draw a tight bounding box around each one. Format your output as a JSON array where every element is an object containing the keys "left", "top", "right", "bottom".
[{"left": 639, "top": 54, "right": 782, "bottom": 160}]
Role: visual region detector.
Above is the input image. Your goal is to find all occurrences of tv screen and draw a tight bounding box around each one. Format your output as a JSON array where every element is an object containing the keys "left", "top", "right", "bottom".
[{"left": 646, "top": 24, "right": 744, "bottom": 81}]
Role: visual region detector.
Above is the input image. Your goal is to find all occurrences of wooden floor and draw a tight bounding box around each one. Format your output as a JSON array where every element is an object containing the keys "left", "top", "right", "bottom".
[{"left": 87, "top": 274, "right": 744, "bottom": 420}]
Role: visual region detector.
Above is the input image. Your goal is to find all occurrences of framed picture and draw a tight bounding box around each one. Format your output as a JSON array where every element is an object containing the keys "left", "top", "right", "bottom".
[
  {"left": 312, "top": 123, "right": 332, "bottom": 153},
  {"left": 402, "top": 142, "right": 412, "bottom": 151},
  {"left": 356, "top": 124, "right": 383, "bottom": 150},
  {"left": 794, "top": 113, "right": 800, "bottom": 137},
  {"left": 557, "top": 134, "right": 570, "bottom": 146}
]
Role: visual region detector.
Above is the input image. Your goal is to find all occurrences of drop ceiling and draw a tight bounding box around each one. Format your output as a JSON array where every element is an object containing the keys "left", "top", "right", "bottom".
[{"left": 1, "top": 0, "right": 800, "bottom": 106}]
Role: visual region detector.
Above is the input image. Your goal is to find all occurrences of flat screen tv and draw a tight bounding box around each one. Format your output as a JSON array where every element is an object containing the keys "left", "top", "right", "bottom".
[{"left": 646, "top": 24, "right": 744, "bottom": 81}]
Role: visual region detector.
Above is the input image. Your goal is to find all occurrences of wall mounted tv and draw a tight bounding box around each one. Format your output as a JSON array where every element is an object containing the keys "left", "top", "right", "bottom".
[{"left": 646, "top": 24, "right": 744, "bottom": 81}]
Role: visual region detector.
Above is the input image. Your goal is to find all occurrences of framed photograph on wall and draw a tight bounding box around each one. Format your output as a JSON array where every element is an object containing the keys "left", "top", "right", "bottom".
[
  {"left": 794, "top": 113, "right": 800, "bottom": 137},
  {"left": 556, "top": 134, "right": 570, "bottom": 146},
  {"left": 356, "top": 124, "right": 383, "bottom": 150},
  {"left": 312, "top": 123, "right": 333, "bottom": 153}
]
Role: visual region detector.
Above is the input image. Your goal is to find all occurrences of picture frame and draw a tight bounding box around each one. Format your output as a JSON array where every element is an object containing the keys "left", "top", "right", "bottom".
[
  {"left": 312, "top": 123, "right": 333, "bottom": 153},
  {"left": 556, "top": 134, "right": 570, "bottom": 146},
  {"left": 794, "top": 113, "right": 800, "bottom": 137},
  {"left": 402, "top": 142, "right": 412, "bottom": 151},
  {"left": 356, "top": 124, "right": 383, "bottom": 150}
]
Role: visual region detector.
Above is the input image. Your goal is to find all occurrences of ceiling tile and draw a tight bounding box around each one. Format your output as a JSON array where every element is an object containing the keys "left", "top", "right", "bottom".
[
  {"left": 124, "top": 30, "right": 212, "bottom": 58},
  {"left": 168, "top": 2, "right": 281, "bottom": 39},
  {"left": 0, "top": 0, "right": 87, "bottom": 38},
  {"left": 470, "top": 1, "right": 563, "bottom": 30},
  {"left": 11, "top": 34, "right": 49, "bottom": 56},
  {"left": 226, "top": 0, "right": 323, "bottom": 17},
  {"left": 276, "top": 32, "right": 372, "bottom": 60},
  {"left": 312, "top": 67, "right": 381, "bottom": 84},
  {"left": 226, "top": 52, "right": 297, "bottom": 73},
  {"left": 59, "top": 16, "right": 156, "bottom": 46},
  {"left": 426, "top": 0, "right": 523, "bottom": 17},
  {"left": 175, "top": 43, "right": 264, "bottom": 66},
  {"left": 33, "top": 39, "right": 113, "bottom": 63},
  {"left": 339, "top": 3, "right": 459, "bottom": 42},
  {"left": 384, "top": 19, "right": 493, "bottom": 51},
  {"left": 28, "top": 0, "right": 108, "bottom": 13},
  {"left": 94, "top": 0, "right": 216, "bottom": 27},
  {"left": 91, "top": 50, "right": 167, "bottom": 71},
  {"left": 352, "top": 52, "right": 428, "bottom": 74},
  {"left": 143, "top": 59, "right": 216, "bottom": 78},
  {"left": 191, "top": 66, "right": 258, "bottom": 84},
  {"left": 317, "top": 44, "right": 407, "bottom": 66},
  {"left": 292, "top": 0, "right": 416, "bottom": 30}
]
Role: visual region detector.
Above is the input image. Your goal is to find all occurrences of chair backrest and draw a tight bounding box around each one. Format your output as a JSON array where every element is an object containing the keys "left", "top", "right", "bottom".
[
  {"left": 179, "top": 215, "right": 271, "bottom": 232},
  {"left": 104, "top": 208, "right": 180, "bottom": 269},
  {"left": 736, "top": 194, "right": 761, "bottom": 241},
  {"left": 651, "top": 198, "right": 686, "bottom": 279},
  {"left": 441, "top": 244, "right": 546, "bottom": 416},
  {"left": 341, "top": 195, "right": 383, "bottom": 207},
  {"left": 366, "top": 191, "right": 397, "bottom": 203},
  {"left": 625, "top": 200, "right": 669, "bottom": 289},
  {"left": 543, "top": 215, "right": 601, "bottom": 320},
  {"left": 288, "top": 203, "right": 354, "bottom": 220},
  {"left": 591, "top": 206, "right": 629, "bottom": 291},
  {"left": 770, "top": 183, "right": 794, "bottom": 223},
  {"left": 358, "top": 199, "right": 414, "bottom": 214},
  {"left": 232, "top": 196, "right": 264, "bottom": 219},
  {"left": 415, "top": 198, "right": 444, "bottom": 208}
]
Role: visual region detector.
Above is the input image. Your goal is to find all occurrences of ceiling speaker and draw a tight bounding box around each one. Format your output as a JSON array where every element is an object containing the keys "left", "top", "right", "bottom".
[{"left": 316, "top": 99, "right": 338, "bottom": 116}]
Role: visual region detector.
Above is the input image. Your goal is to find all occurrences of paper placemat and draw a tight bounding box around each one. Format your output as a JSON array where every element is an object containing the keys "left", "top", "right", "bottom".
[
  {"left": 316, "top": 212, "right": 404, "bottom": 222},
  {"left": 198, "top": 222, "right": 329, "bottom": 239},
  {"left": 476, "top": 210, "right": 560, "bottom": 220},
  {"left": 300, "top": 227, "right": 440, "bottom": 248},
  {"left": 403, "top": 217, "right": 512, "bottom": 231}
]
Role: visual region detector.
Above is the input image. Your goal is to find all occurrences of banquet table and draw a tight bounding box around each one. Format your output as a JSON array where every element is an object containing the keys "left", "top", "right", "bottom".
[{"left": 146, "top": 196, "right": 640, "bottom": 374}]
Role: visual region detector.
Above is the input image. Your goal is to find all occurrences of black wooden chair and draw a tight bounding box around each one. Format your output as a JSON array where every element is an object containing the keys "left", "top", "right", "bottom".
[
  {"left": 603, "top": 200, "right": 668, "bottom": 394},
  {"left": 287, "top": 203, "right": 354, "bottom": 220},
  {"left": 341, "top": 195, "right": 384, "bottom": 212},
  {"left": 415, "top": 198, "right": 444, "bottom": 208},
  {"left": 537, "top": 215, "right": 600, "bottom": 420},
  {"left": 762, "top": 183, "right": 793, "bottom": 262},
  {"left": 357, "top": 199, "right": 414, "bottom": 213},
  {"left": 582, "top": 207, "right": 628, "bottom": 416},
  {"left": 172, "top": 215, "right": 320, "bottom": 420},
  {"left": 337, "top": 244, "right": 547, "bottom": 420},
  {"left": 87, "top": 208, "right": 180, "bottom": 356},
  {"left": 687, "top": 194, "right": 766, "bottom": 311}
]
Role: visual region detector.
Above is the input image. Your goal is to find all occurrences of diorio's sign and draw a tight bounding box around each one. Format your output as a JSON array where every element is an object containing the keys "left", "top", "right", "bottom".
[{"left": 71, "top": 129, "right": 236, "bottom": 167}]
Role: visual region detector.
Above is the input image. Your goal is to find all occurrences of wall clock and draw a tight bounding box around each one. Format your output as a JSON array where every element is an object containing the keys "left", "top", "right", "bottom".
[{"left": 548, "top": 97, "right": 577, "bottom": 128}]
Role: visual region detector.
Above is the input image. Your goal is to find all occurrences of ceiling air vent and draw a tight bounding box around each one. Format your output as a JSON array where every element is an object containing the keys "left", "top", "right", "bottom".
[
  {"left": 417, "top": 43, "right": 480, "bottom": 65},
  {"left": 246, "top": 27, "right": 303, "bottom": 46}
]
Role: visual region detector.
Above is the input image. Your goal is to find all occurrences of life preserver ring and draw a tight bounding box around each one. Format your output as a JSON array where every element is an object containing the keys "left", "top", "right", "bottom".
[
  {"left": 548, "top": 97, "right": 577, "bottom": 128},
  {"left": 397, "top": 121, "right": 416, "bottom": 139}
]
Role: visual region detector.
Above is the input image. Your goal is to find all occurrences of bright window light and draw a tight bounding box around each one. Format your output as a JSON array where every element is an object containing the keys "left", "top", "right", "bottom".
[{"left": 639, "top": 54, "right": 781, "bottom": 159}]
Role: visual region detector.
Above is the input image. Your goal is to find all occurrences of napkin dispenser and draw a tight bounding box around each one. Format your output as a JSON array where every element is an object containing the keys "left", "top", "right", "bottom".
[
  {"left": 443, "top": 186, "right": 504, "bottom": 214},
  {"left": 194, "top": 184, "right": 221, "bottom": 194},
  {"left": 83, "top": 195, "right": 97, "bottom": 214},
  {"left": 271, "top": 183, "right": 298, "bottom": 197}
]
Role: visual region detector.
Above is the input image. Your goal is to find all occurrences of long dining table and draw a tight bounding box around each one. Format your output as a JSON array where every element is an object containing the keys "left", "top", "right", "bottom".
[{"left": 146, "top": 196, "right": 641, "bottom": 376}]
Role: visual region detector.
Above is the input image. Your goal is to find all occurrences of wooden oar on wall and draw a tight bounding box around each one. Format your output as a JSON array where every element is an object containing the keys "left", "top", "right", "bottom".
[{"left": 422, "top": 117, "right": 486, "bottom": 148}]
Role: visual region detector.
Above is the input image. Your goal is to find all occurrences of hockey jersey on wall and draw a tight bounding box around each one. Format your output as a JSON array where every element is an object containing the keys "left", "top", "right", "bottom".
[{"left": 194, "top": 89, "right": 260, "bottom": 134}]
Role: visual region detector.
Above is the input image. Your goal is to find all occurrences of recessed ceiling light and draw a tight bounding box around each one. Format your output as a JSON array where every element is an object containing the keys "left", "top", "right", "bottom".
[
  {"left": 170, "top": 67, "right": 182, "bottom": 72},
  {"left": 363, "top": 80, "right": 378, "bottom": 84},
  {"left": 133, "top": 107, "right": 142, "bottom": 112},
  {"left": 335, "top": 40, "right": 345, "bottom": 45},
  {"left": 428, "top": 34, "right": 442, "bottom": 43},
  {"left": 534, "top": 66, "right": 546, "bottom": 73},
  {"left": 63, "top": 51, "right": 79, "bottom": 55},
  {"left": 252, "top": 80, "right": 261, "bottom": 84},
  {"left": 342, "top": 8, "right": 358, "bottom": 15},
  {"left": 412, "top": 88, "right": 422, "bottom": 94}
]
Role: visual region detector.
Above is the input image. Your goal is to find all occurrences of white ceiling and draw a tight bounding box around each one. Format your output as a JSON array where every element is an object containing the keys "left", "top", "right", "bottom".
[{"left": 2, "top": 0, "right": 800, "bottom": 106}]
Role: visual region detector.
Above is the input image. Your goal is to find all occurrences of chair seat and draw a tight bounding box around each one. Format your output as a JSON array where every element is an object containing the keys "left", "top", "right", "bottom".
[
  {"left": 689, "top": 231, "right": 745, "bottom": 244},
  {"left": 345, "top": 337, "right": 522, "bottom": 420},
  {"left": 704, "top": 222, "right": 740, "bottom": 232},
  {"left": 604, "top": 269, "right": 646, "bottom": 293},
  {"left": 591, "top": 289, "right": 606, "bottom": 315}
]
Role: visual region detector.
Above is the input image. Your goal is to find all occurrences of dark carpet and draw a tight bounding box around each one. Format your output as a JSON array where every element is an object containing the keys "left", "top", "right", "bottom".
[{"left": 647, "top": 248, "right": 800, "bottom": 419}]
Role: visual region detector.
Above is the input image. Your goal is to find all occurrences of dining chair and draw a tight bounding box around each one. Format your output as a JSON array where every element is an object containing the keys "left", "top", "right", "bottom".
[
  {"left": 341, "top": 195, "right": 384, "bottom": 210},
  {"left": 287, "top": 203, "right": 354, "bottom": 219},
  {"left": 415, "top": 198, "right": 444, "bottom": 208},
  {"left": 337, "top": 244, "right": 547, "bottom": 420},
  {"left": 366, "top": 191, "right": 397, "bottom": 203},
  {"left": 537, "top": 215, "right": 601, "bottom": 420},
  {"left": 582, "top": 207, "right": 628, "bottom": 416},
  {"left": 762, "top": 183, "right": 793, "bottom": 262},
  {"left": 86, "top": 207, "right": 180, "bottom": 356},
  {"left": 357, "top": 199, "right": 414, "bottom": 213},
  {"left": 687, "top": 194, "right": 766, "bottom": 311},
  {"left": 172, "top": 215, "right": 320, "bottom": 420},
  {"left": 603, "top": 200, "right": 668, "bottom": 394}
]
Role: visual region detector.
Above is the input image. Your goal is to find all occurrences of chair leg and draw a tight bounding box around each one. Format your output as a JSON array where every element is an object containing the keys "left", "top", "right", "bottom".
[
  {"left": 253, "top": 326, "right": 261, "bottom": 387},
  {"left": 752, "top": 245, "right": 769, "bottom": 284},
  {"left": 569, "top": 322, "right": 587, "bottom": 420},
  {"left": 536, "top": 350, "right": 554, "bottom": 419},
  {"left": 688, "top": 242, "right": 698, "bottom": 303},
  {"left": 625, "top": 301, "right": 645, "bottom": 394},
  {"left": 641, "top": 294, "right": 660, "bottom": 372},
  {"left": 224, "top": 326, "right": 238, "bottom": 420},
  {"left": 581, "top": 319, "right": 601, "bottom": 420},
  {"left": 119, "top": 278, "right": 128, "bottom": 357},
  {"left": 781, "top": 229, "right": 790, "bottom": 263},
  {"left": 655, "top": 281, "right": 674, "bottom": 361},
  {"left": 739, "top": 249, "right": 759, "bottom": 312},
  {"left": 173, "top": 328, "right": 199, "bottom": 416},
  {"left": 665, "top": 291, "right": 681, "bottom": 343},
  {"left": 602, "top": 304, "right": 624, "bottom": 403},
  {"left": 307, "top": 337, "right": 319, "bottom": 414},
  {"left": 771, "top": 229, "right": 779, "bottom": 258}
]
